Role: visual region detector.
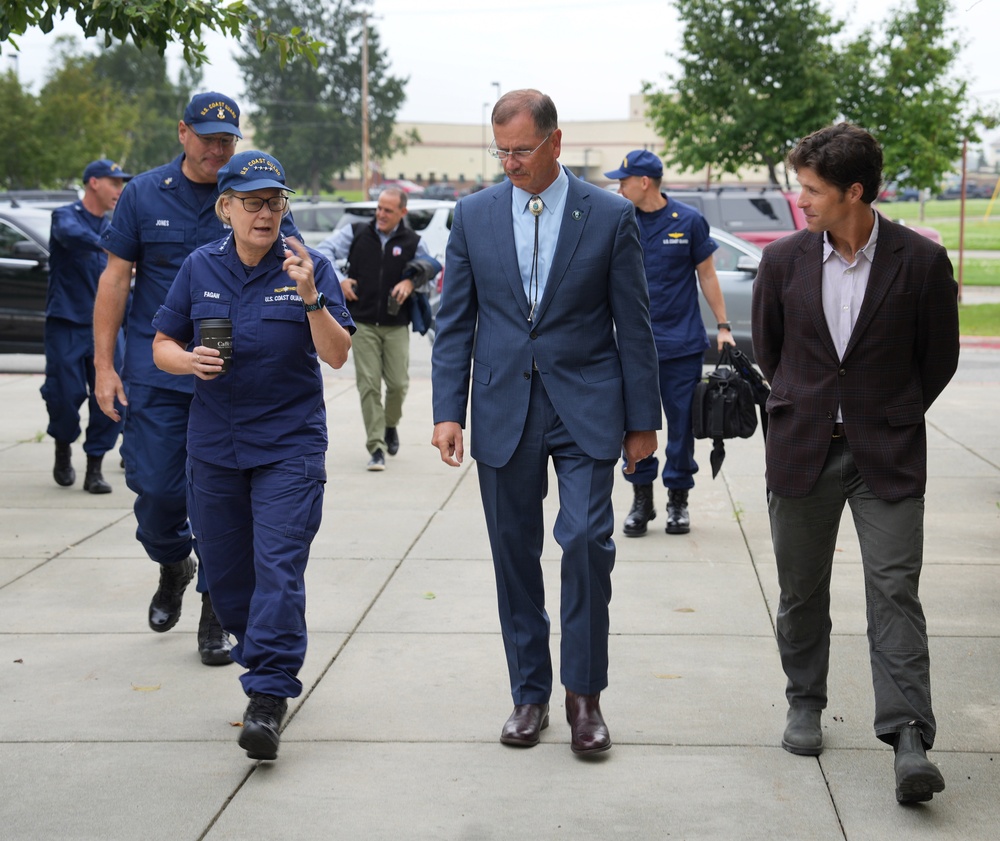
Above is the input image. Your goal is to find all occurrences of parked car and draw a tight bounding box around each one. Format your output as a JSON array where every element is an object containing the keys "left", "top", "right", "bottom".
[
  {"left": 367, "top": 179, "right": 426, "bottom": 200},
  {"left": 658, "top": 187, "right": 803, "bottom": 248},
  {"left": 0, "top": 203, "right": 53, "bottom": 353},
  {"left": 334, "top": 199, "right": 454, "bottom": 267},
  {"left": 286, "top": 200, "right": 348, "bottom": 246},
  {"left": 422, "top": 183, "right": 460, "bottom": 200},
  {"left": 625, "top": 186, "right": 941, "bottom": 246},
  {"left": 936, "top": 182, "right": 995, "bottom": 200},
  {"left": 698, "top": 227, "right": 761, "bottom": 362}
]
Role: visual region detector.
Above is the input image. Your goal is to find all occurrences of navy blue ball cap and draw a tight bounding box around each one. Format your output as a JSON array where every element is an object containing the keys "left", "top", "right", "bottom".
[
  {"left": 217, "top": 150, "right": 296, "bottom": 194},
  {"left": 603, "top": 149, "right": 663, "bottom": 180},
  {"left": 183, "top": 92, "right": 242, "bottom": 138},
  {"left": 83, "top": 159, "right": 133, "bottom": 182}
]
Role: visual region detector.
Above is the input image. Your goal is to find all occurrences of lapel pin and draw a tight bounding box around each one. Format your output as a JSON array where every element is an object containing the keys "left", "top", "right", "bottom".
[{"left": 572, "top": 209, "right": 583, "bottom": 220}]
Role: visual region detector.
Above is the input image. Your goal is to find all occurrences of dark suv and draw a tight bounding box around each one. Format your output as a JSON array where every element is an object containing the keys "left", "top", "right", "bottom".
[
  {"left": 0, "top": 203, "right": 53, "bottom": 353},
  {"left": 664, "top": 188, "right": 805, "bottom": 247}
]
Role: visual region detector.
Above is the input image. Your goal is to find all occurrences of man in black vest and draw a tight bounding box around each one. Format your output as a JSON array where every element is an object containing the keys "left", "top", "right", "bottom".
[{"left": 317, "top": 187, "right": 441, "bottom": 469}]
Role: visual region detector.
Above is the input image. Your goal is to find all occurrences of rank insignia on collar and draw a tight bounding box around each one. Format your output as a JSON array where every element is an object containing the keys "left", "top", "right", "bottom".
[{"left": 164, "top": 177, "right": 173, "bottom": 185}]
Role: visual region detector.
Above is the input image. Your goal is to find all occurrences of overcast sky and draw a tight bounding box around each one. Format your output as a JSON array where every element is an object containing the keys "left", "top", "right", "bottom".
[{"left": 7, "top": 0, "right": 998, "bottom": 135}]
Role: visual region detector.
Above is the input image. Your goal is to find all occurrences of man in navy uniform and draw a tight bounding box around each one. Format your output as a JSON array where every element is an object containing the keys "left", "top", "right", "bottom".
[
  {"left": 43, "top": 158, "right": 131, "bottom": 494},
  {"left": 94, "top": 92, "right": 299, "bottom": 666}
]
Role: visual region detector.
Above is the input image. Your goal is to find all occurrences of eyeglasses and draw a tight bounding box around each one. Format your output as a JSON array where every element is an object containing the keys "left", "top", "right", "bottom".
[
  {"left": 488, "top": 132, "right": 552, "bottom": 161},
  {"left": 191, "top": 131, "right": 238, "bottom": 148},
  {"left": 231, "top": 195, "right": 288, "bottom": 213}
]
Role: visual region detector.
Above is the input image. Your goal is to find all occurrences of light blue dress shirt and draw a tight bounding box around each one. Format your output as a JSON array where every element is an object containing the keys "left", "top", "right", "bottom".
[
  {"left": 511, "top": 167, "right": 569, "bottom": 315},
  {"left": 821, "top": 210, "right": 879, "bottom": 421}
]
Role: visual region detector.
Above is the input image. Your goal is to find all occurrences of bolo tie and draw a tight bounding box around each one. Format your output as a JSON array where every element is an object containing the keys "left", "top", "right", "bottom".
[{"left": 527, "top": 195, "right": 544, "bottom": 322}]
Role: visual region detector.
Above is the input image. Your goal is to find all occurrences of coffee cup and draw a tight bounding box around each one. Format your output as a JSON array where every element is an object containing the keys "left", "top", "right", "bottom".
[{"left": 199, "top": 318, "right": 233, "bottom": 374}]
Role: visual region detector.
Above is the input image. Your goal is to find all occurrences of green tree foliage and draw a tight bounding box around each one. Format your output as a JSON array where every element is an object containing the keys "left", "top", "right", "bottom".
[
  {"left": 837, "top": 0, "right": 980, "bottom": 193},
  {"left": 33, "top": 39, "right": 141, "bottom": 185},
  {"left": 644, "top": 0, "right": 841, "bottom": 185},
  {"left": 0, "top": 37, "right": 202, "bottom": 188},
  {"left": 0, "top": 0, "right": 321, "bottom": 69},
  {"left": 236, "top": 0, "right": 412, "bottom": 195},
  {"left": 0, "top": 70, "right": 43, "bottom": 189},
  {"left": 91, "top": 41, "right": 200, "bottom": 172}
]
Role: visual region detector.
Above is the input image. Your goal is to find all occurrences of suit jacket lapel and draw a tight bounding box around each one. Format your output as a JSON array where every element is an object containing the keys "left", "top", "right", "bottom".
[
  {"left": 843, "top": 214, "right": 902, "bottom": 361},
  {"left": 489, "top": 182, "right": 531, "bottom": 321},
  {"left": 533, "top": 169, "right": 588, "bottom": 324},
  {"left": 795, "top": 233, "right": 840, "bottom": 361}
]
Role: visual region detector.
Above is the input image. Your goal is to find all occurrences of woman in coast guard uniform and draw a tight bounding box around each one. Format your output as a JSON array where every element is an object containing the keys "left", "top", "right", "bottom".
[{"left": 151, "top": 151, "right": 355, "bottom": 761}]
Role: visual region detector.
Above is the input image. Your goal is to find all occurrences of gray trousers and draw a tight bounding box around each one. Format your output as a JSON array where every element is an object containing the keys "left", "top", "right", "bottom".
[{"left": 768, "top": 437, "right": 936, "bottom": 748}]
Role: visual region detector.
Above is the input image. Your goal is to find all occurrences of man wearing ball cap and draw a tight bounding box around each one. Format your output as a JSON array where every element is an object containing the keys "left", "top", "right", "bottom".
[
  {"left": 94, "top": 93, "right": 300, "bottom": 668},
  {"left": 604, "top": 149, "right": 734, "bottom": 538}
]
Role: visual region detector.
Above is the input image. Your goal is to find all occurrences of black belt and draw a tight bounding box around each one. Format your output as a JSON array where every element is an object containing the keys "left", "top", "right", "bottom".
[{"left": 832, "top": 423, "right": 845, "bottom": 438}]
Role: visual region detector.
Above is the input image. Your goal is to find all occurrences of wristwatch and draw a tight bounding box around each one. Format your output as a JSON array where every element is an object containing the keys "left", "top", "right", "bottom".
[
  {"left": 304, "top": 292, "right": 327, "bottom": 312},
  {"left": 717, "top": 321, "right": 732, "bottom": 331}
]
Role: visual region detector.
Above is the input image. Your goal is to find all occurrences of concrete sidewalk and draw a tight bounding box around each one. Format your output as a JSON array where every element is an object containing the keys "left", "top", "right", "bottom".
[{"left": 1, "top": 337, "right": 998, "bottom": 841}]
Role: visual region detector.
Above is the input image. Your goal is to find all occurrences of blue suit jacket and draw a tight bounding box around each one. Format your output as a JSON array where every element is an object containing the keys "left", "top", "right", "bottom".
[{"left": 432, "top": 168, "right": 661, "bottom": 467}]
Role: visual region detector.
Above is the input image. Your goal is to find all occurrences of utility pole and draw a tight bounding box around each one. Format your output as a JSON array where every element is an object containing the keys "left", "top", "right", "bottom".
[{"left": 361, "top": 12, "right": 370, "bottom": 199}]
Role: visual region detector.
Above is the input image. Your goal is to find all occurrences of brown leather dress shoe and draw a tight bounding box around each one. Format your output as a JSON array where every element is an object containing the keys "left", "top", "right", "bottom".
[
  {"left": 500, "top": 703, "right": 549, "bottom": 747},
  {"left": 565, "top": 690, "right": 611, "bottom": 755}
]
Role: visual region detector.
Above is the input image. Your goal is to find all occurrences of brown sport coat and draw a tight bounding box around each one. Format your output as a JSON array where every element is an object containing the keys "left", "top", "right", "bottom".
[{"left": 751, "top": 215, "right": 959, "bottom": 501}]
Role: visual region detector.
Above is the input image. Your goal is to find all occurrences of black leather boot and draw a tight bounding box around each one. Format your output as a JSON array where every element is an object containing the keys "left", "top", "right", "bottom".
[
  {"left": 53, "top": 440, "right": 75, "bottom": 487},
  {"left": 148, "top": 556, "right": 196, "bottom": 632},
  {"left": 239, "top": 693, "right": 288, "bottom": 760},
  {"left": 83, "top": 455, "right": 112, "bottom": 494},
  {"left": 623, "top": 483, "right": 655, "bottom": 537},
  {"left": 894, "top": 722, "right": 945, "bottom": 803},
  {"left": 665, "top": 488, "right": 690, "bottom": 534},
  {"left": 198, "top": 592, "right": 233, "bottom": 666}
]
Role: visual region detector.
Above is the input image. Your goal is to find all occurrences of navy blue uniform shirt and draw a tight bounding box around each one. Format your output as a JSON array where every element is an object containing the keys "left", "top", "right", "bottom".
[
  {"left": 153, "top": 232, "right": 355, "bottom": 469},
  {"left": 637, "top": 196, "right": 718, "bottom": 360},
  {"left": 47, "top": 200, "right": 108, "bottom": 324},
  {"left": 102, "top": 153, "right": 300, "bottom": 393}
]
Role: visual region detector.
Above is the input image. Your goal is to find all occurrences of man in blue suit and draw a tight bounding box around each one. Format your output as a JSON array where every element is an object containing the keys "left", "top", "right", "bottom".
[{"left": 431, "top": 90, "right": 661, "bottom": 756}]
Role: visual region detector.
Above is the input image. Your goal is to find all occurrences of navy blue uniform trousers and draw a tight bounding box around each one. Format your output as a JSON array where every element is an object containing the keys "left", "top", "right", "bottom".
[
  {"left": 623, "top": 351, "right": 702, "bottom": 489},
  {"left": 187, "top": 454, "right": 326, "bottom": 699},
  {"left": 477, "top": 373, "right": 617, "bottom": 704},
  {"left": 41, "top": 318, "right": 123, "bottom": 455},
  {"left": 122, "top": 383, "right": 210, "bottom": 591}
]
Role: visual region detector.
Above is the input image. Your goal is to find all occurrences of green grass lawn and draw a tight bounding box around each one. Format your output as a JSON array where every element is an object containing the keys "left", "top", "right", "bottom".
[
  {"left": 959, "top": 303, "right": 1000, "bottom": 336},
  {"left": 881, "top": 198, "right": 1000, "bottom": 251},
  {"left": 956, "top": 258, "right": 1000, "bottom": 286}
]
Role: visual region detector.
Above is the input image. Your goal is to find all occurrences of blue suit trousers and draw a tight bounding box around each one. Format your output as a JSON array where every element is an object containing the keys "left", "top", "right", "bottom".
[
  {"left": 477, "top": 373, "right": 617, "bottom": 703},
  {"left": 186, "top": 454, "right": 325, "bottom": 699}
]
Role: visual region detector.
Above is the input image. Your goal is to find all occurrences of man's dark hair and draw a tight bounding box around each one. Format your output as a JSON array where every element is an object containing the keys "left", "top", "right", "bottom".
[
  {"left": 492, "top": 89, "right": 558, "bottom": 135},
  {"left": 787, "top": 123, "right": 884, "bottom": 204}
]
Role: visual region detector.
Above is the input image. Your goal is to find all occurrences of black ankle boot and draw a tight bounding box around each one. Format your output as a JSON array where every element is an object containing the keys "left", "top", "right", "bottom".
[
  {"left": 623, "top": 483, "right": 655, "bottom": 537},
  {"left": 53, "top": 440, "right": 75, "bottom": 487},
  {"left": 239, "top": 693, "right": 288, "bottom": 760},
  {"left": 148, "top": 557, "right": 196, "bottom": 632},
  {"left": 666, "top": 488, "right": 690, "bottom": 534},
  {"left": 198, "top": 592, "right": 233, "bottom": 666},
  {"left": 894, "top": 722, "right": 945, "bottom": 803},
  {"left": 83, "top": 455, "right": 112, "bottom": 494}
]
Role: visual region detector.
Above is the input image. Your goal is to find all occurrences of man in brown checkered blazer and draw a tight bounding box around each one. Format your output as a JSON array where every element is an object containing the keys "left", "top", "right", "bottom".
[{"left": 751, "top": 123, "right": 959, "bottom": 804}]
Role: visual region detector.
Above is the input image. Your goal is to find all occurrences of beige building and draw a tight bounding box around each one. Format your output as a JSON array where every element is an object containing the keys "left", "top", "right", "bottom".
[{"left": 337, "top": 95, "right": 774, "bottom": 192}]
